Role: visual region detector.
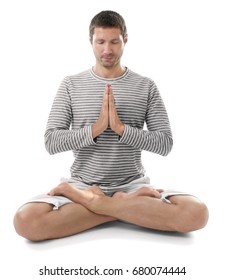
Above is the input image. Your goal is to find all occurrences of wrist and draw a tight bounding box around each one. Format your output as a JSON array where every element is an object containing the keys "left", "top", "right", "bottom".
[
  {"left": 116, "top": 123, "right": 125, "bottom": 136},
  {"left": 92, "top": 121, "right": 106, "bottom": 139}
]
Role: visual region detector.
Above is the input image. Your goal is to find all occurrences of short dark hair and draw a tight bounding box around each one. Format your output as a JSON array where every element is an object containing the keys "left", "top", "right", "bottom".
[{"left": 89, "top": 10, "right": 127, "bottom": 40}]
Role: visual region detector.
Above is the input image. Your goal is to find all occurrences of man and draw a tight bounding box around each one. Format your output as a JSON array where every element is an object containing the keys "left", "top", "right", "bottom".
[{"left": 14, "top": 10, "right": 208, "bottom": 241}]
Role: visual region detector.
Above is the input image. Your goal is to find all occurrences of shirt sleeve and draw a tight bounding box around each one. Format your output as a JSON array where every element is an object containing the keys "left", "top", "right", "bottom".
[
  {"left": 119, "top": 80, "right": 173, "bottom": 156},
  {"left": 44, "top": 77, "right": 96, "bottom": 155}
]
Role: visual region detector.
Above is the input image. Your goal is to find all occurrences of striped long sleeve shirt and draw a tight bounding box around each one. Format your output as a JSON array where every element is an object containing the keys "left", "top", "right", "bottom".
[{"left": 44, "top": 68, "right": 173, "bottom": 187}]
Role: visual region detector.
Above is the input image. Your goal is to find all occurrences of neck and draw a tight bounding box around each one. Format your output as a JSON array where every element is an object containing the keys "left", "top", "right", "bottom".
[{"left": 92, "top": 64, "right": 126, "bottom": 78}]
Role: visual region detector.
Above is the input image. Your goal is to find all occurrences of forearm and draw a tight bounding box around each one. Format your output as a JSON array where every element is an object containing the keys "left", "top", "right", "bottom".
[
  {"left": 119, "top": 124, "right": 173, "bottom": 156},
  {"left": 45, "top": 125, "right": 96, "bottom": 155}
]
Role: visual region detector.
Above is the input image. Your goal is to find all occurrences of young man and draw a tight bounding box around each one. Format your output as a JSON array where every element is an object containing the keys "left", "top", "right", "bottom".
[{"left": 14, "top": 11, "right": 208, "bottom": 241}]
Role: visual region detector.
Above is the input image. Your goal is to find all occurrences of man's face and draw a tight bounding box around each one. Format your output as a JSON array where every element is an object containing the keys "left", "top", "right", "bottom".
[{"left": 90, "top": 27, "right": 127, "bottom": 69}]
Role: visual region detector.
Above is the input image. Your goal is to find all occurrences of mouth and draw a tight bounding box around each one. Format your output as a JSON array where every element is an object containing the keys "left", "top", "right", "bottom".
[{"left": 102, "top": 55, "right": 114, "bottom": 60}]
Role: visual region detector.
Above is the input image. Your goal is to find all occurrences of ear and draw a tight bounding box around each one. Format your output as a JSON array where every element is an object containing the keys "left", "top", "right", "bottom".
[
  {"left": 124, "top": 34, "right": 128, "bottom": 44},
  {"left": 89, "top": 37, "right": 93, "bottom": 45}
]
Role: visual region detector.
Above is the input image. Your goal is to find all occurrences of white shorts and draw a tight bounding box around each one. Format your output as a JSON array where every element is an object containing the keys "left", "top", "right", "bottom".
[{"left": 24, "top": 176, "right": 193, "bottom": 210}]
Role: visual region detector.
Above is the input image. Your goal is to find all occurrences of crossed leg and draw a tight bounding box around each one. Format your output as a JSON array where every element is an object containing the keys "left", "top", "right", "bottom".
[{"left": 14, "top": 183, "right": 209, "bottom": 241}]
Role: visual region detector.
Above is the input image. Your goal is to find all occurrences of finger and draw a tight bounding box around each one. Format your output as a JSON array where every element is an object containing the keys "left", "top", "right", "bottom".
[
  {"left": 108, "top": 87, "right": 115, "bottom": 107},
  {"left": 103, "top": 90, "right": 109, "bottom": 103},
  {"left": 105, "top": 84, "right": 112, "bottom": 94},
  {"left": 107, "top": 84, "right": 112, "bottom": 95},
  {"left": 108, "top": 91, "right": 114, "bottom": 105},
  {"left": 102, "top": 87, "right": 109, "bottom": 106}
]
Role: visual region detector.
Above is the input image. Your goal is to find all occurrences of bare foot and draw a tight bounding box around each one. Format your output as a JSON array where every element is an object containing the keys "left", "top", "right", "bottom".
[
  {"left": 48, "top": 183, "right": 106, "bottom": 210},
  {"left": 113, "top": 186, "right": 163, "bottom": 199}
]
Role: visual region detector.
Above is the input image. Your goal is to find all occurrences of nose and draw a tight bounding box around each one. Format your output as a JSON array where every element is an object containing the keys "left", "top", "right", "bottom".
[{"left": 103, "top": 43, "right": 112, "bottom": 54}]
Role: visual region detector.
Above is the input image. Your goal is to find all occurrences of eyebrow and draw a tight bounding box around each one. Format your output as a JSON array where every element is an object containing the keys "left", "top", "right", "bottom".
[{"left": 95, "top": 38, "right": 120, "bottom": 42}]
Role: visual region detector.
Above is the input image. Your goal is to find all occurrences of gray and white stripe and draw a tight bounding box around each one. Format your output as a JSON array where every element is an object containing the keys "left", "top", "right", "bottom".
[{"left": 44, "top": 68, "right": 173, "bottom": 188}]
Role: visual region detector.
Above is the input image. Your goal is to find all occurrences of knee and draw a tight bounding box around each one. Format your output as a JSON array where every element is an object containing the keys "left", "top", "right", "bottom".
[
  {"left": 13, "top": 208, "right": 40, "bottom": 241},
  {"left": 175, "top": 200, "right": 209, "bottom": 233}
]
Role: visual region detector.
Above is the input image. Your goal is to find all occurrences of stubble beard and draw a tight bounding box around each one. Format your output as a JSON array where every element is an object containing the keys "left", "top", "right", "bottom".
[{"left": 100, "top": 55, "right": 121, "bottom": 69}]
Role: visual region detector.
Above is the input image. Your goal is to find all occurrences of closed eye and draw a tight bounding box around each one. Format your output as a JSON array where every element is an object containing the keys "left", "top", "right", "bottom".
[
  {"left": 111, "top": 40, "right": 119, "bottom": 44},
  {"left": 96, "top": 40, "right": 104, "bottom": 44}
]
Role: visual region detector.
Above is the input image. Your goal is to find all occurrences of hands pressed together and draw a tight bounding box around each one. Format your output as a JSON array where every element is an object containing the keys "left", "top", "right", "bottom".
[{"left": 92, "top": 84, "right": 125, "bottom": 138}]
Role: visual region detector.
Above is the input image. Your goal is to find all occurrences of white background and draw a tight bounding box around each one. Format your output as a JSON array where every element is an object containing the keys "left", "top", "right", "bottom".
[{"left": 1, "top": 0, "right": 224, "bottom": 279}]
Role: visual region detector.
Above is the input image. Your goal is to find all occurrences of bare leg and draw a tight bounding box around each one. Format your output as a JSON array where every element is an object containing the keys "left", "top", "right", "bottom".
[
  {"left": 14, "top": 184, "right": 208, "bottom": 241},
  {"left": 14, "top": 192, "right": 116, "bottom": 241},
  {"left": 97, "top": 193, "right": 209, "bottom": 232},
  {"left": 50, "top": 183, "right": 209, "bottom": 233},
  {"left": 13, "top": 185, "right": 159, "bottom": 241}
]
